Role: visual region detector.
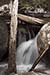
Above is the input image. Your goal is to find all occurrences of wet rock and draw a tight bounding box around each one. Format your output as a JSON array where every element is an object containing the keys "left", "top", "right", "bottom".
[{"left": 0, "top": 17, "right": 8, "bottom": 61}]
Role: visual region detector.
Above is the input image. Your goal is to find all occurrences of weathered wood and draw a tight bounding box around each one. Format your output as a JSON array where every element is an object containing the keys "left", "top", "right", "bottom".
[
  {"left": 0, "top": 12, "right": 45, "bottom": 25},
  {"left": 8, "top": 0, "right": 18, "bottom": 74},
  {"left": 18, "top": 14, "right": 46, "bottom": 24},
  {"left": 0, "top": 4, "right": 46, "bottom": 25},
  {"left": 0, "top": 4, "right": 47, "bottom": 25}
]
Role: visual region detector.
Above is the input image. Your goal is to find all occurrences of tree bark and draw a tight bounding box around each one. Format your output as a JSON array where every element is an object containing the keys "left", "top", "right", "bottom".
[{"left": 8, "top": 0, "right": 18, "bottom": 74}]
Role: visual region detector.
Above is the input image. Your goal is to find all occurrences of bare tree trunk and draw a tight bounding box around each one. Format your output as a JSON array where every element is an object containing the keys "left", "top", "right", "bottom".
[{"left": 8, "top": 0, "right": 18, "bottom": 74}]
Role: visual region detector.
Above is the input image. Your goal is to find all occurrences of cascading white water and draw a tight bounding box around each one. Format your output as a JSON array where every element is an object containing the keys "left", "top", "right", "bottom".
[
  {"left": 16, "top": 35, "right": 47, "bottom": 73},
  {"left": 0, "top": 22, "right": 50, "bottom": 74},
  {"left": 16, "top": 35, "right": 39, "bottom": 72},
  {"left": 16, "top": 22, "right": 50, "bottom": 73}
]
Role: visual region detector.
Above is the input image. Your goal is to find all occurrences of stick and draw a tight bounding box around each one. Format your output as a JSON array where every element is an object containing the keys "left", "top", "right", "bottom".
[{"left": 29, "top": 47, "right": 49, "bottom": 71}]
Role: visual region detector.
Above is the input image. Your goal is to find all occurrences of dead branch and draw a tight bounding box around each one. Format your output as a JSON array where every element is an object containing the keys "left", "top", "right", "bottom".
[
  {"left": 29, "top": 47, "right": 49, "bottom": 71},
  {"left": 0, "top": 4, "right": 46, "bottom": 25},
  {"left": 0, "top": 4, "right": 47, "bottom": 25},
  {"left": 18, "top": 14, "right": 46, "bottom": 24}
]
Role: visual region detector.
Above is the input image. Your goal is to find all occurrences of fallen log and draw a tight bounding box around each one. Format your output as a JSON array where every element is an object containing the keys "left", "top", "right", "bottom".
[
  {"left": 0, "top": 12, "right": 46, "bottom": 25},
  {"left": 0, "top": 5, "right": 47, "bottom": 25},
  {"left": 0, "top": 4, "right": 49, "bottom": 25},
  {"left": 18, "top": 14, "right": 46, "bottom": 24}
]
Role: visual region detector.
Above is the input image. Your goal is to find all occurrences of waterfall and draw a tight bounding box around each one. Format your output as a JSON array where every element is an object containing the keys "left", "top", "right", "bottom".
[
  {"left": 16, "top": 35, "right": 39, "bottom": 72},
  {"left": 16, "top": 22, "right": 50, "bottom": 73}
]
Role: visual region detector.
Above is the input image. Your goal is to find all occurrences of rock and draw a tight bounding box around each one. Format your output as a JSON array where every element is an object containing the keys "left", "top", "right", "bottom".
[{"left": 0, "top": 17, "right": 9, "bottom": 61}]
